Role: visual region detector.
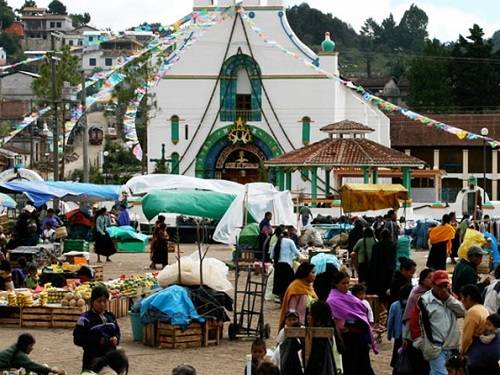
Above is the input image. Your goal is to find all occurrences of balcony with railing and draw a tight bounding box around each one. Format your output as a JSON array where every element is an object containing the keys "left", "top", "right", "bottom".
[{"left": 220, "top": 109, "right": 262, "bottom": 122}]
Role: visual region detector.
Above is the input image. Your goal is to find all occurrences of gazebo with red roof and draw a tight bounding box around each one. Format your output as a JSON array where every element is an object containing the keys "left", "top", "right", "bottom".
[{"left": 264, "top": 120, "right": 428, "bottom": 206}]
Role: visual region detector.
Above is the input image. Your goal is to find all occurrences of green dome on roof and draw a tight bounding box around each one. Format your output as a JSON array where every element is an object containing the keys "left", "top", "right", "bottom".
[{"left": 321, "top": 32, "right": 336, "bottom": 52}]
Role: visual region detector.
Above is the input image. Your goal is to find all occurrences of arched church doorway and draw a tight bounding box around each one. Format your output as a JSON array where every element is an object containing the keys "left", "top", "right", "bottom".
[{"left": 215, "top": 143, "right": 266, "bottom": 184}]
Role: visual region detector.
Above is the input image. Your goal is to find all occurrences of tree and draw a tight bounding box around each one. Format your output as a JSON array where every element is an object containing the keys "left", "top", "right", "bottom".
[
  {"left": 0, "top": 32, "right": 21, "bottom": 55},
  {"left": 48, "top": 0, "right": 66, "bottom": 15},
  {"left": 493, "top": 30, "right": 500, "bottom": 52},
  {"left": 0, "top": 0, "right": 15, "bottom": 30},
  {"left": 32, "top": 46, "right": 80, "bottom": 104},
  {"left": 450, "top": 24, "right": 500, "bottom": 111},
  {"left": 407, "top": 39, "right": 454, "bottom": 110},
  {"left": 70, "top": 13, "right": 91, "bottom": 28},
  {"left": 396, "top": 4, "right": 429, "bottom": 51},
  {"left": 360, "top": 18, "right": 382, "bottom": 77},
  {"left": 16, "top": 0, "right": 37, "bottom": 12}
]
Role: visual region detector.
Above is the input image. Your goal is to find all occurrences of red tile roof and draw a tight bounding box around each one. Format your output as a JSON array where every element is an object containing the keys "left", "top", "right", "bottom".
[
  {"left": 320, "top": 120, "right": 374, "bottom": 133},
  {"left": 265, "top": 137, "right": 425, "bottom": 167}
]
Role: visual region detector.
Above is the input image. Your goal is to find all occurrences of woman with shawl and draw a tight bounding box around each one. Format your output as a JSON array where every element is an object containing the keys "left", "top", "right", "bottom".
[
  {"left": 279, "top": 262, "right": 317, "bottom": 329},
  {"left": 352, "top": 227, "right": 377, "bottom": 283},
  {"left": 401, "top": 268, "right": 434, "bottom": 375},
  {"left": 327, "top": 271, "right": 377, "bottom": 375},
  {"left": 427, "top": 214, "right": 456, "bottom": 270}
]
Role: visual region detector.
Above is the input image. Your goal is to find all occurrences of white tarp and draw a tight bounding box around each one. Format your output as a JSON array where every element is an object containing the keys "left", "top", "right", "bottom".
[
  {"left": 213, "top": 183, "right": 296, "bottom": 245},
  {"left": 123, "top": 174, "right": 244, "bottom": 196}
]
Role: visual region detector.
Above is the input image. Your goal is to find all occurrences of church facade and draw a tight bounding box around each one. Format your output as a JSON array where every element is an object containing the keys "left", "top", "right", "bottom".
[{"left": 148, "top": 0, "right": 389, "bottom": 190}]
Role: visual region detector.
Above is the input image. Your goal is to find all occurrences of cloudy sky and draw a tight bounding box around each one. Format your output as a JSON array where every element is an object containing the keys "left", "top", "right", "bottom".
[{"left": 8, "top": 0, "right": 500, "bottom": 42}]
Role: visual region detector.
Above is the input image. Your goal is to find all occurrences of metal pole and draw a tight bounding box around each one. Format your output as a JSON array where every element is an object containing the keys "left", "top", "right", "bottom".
[
  {"left": 142, "top": 63, "right": 149, "bottom": 175},
  {"left": 484, "top": 139, "right": 487, "bottom": 204},
  {"left": 50, "top": 34, "right": 59, "bottom": 181},
  {"left": 81, "top": 71, "right": 89, "bottom": 182},
  {"left": 29, "top": 100, "right": 34, "bottom": 168}
]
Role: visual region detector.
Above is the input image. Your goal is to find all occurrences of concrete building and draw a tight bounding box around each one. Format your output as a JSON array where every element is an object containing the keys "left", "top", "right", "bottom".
[
  {"left": 63, "top": 25, "right": 99, "bottom": 48},
  {"left": 82, "top": 38, "right": 143, "bottom": 73},
  {"left": 148, "top": 0, "right": 390, "bottom": 193},
  {"left": 20, "top": 7, "right": 73, "bottom": 51}
]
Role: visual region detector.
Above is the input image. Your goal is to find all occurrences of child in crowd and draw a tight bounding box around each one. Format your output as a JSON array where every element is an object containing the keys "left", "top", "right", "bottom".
[
  {"left": 445, "top": 355, "right": 468, "bottom": 375},
  {"left": 0, "top": 260, "right": 13, "bottom": 291},
  {"left": 24, "top": 264, "right": 39, "bottom": 289},
  {"left": 256, "top": 362, "right": 280, "bottom": 375},
  {"left": 387, "top": 283, "right": 413, "bottom": 370},
  {"left": 272, "top": 310, "right": 302, "bottom": 372},
  {"left": 480, "top": 313, "right": 500, "bottom": 344},
  {"left": 172, "top": 365, "right": 197, "bottom": 375},
  {"left": 246, "top": 339, "right": 267, "bottom": 375},
  {"left": 351, "top": 284, "right": 374, "bottom": 324}
]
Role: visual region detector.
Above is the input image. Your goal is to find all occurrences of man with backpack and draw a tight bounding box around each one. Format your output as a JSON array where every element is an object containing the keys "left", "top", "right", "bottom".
[{"left": 414, "top": 270, "right": 465, "bottom": 375}]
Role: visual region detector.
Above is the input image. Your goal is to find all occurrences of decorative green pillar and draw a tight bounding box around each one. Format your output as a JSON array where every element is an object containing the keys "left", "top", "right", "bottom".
[
  {"left": 302, "top": 117, "right": 311, "bottom": 145},
  {"left": 402, "top": 167, "right": 411, "bottom": 193},
  {"left": 372, "top": 168, "right": 378, "bottom": 184},
  {"left": 277, "top": 167, "right": 285, "bottom": 191},
  {"left": 285, "top": 170, "right": 292, "bottom": 191},
  {"left": 311, "top": 167, "right": 318, "bottom": 207},
  {"left": 362, "top": 166, "right": 370, "bottom": 184},
  {"left": 325, "top": 168, "right": 331, "bottom": 195}
]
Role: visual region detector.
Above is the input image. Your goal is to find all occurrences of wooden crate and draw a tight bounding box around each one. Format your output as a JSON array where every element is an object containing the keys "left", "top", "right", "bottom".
[
  {"left": 21, "top": 305, "right": 86, "bottom": 329},
  {"left": 158, "top": 322, "right": 203, "bottom": 349},
  {"left": 0, "top": 306, "right": 21, "bottom": 327},
  {"left": 108, "top": 297, "right": 129, "bottom": 319},
  {"left": 203, "top": 320, "right": 223, "bottom": 347},
  {"left": 143, "top": 321, "right": 159, "bottom": 347}
]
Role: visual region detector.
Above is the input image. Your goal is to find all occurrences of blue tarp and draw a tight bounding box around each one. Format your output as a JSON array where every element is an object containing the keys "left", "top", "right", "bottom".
[
  {"left": 107, "top": 226, "right": 149, "bottom": 243},
  {"left": 140, "top": 285, "right": 205, "bottom": 329},
  {"left": 310, "top": 253, "right": 341, "bottom": 275},
  {"left": 0, "top": 181, "right": 120, "bottom": 206}
]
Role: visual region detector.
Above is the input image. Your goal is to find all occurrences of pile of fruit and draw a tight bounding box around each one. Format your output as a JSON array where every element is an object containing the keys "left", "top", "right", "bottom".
[
  {"left": 73, "top": 284, "right": 92, "bottom": 301},
  {"left": 38, "top": 291, "right": 48, "bottom": 306},
  {"left": 44, "top": 284, "right": 67, "bottom": 304},
  {"left": 17, "top": 291, "right": 34, "bottom": 307},
  {"left": 61, "top": 292, "right": 86, "bottom": 309},
  {"left": 7, "top": 292, "right": 17, "bottom": 306},
  {"left": 107, "top": 274, "right": 156, "bottom": 297}
]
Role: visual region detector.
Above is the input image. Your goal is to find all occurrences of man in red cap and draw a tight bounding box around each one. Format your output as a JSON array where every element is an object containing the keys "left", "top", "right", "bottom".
[{"left": 414, "top": 270, "right": 465, "bottom": 375}]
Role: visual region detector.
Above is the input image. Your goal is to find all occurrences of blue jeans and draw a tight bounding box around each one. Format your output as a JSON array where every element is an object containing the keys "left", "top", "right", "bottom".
[{"left": 429, "top": 350, "right": 452, "bottom": 375}]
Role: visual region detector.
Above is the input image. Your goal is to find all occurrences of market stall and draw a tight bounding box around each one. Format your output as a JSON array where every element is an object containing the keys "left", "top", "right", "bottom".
[{"left": 339, "top": 183, "right": 410, "bottom": 213}]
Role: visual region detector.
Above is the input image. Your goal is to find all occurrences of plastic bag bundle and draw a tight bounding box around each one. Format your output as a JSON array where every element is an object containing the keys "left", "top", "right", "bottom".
[
  {"left": 157, "top": 251, "right": 233, "bottom": 293},
  {"left": 458, "top": 228, "right": 486, "bottom": 259}
]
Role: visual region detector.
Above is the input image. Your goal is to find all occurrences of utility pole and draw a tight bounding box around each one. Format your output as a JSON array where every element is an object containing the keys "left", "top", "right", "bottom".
[
  {"left": 29, "top": 100, "right": 34, "bottom": 169},
  {"left": 142, "top": 62, "right": 149, "bottom": 175},
  {"left": 50, "top": 33, "right": 59, "bottom": 181},
  {"left": 81, "top": 70, "right": 89, "bottom": 182}
]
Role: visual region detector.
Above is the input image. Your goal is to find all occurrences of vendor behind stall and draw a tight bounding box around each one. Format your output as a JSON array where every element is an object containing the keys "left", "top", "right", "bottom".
[
  {"left": 0, "top": 333, "right": 65, "bottom": 374},
  {"left": 73, "top": 285, "right": 121, "bottom": 371},
  {"left": 41, "top": 209, "right": 61, "bottom": 241},
  {"left": 0, "top": 260, "right": 14, "bottom": 291}
]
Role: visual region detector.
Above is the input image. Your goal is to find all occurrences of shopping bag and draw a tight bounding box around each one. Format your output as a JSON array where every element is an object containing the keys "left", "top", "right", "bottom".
[{"left": 394, "top": 349, "right": 412, "bottom": 375}]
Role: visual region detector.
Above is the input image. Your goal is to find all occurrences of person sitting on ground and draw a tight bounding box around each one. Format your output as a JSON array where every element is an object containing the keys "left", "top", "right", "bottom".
[
  {"left": 452, "top": 245, "right": 490, "bottom": 298},
  {"left": 245, "top": 338, "right": 267, "bottom": 375},
  {"left": 0, "top": 260, "right": 13, "bottom": 291},
  {"left": 0, "top": 333, "right": 65, "bottom": 374},
  {"left": 11, "top": 256, "right": 27, "bottom": 288},
  {"left": 24, "top": 263, "right": 39, "bottom": 289},
  {"left": 172, "top": 364, "right": 197, "bottom": 375},
  {"left": 81, "top": 349, "right": 129, "bottom": 375},
  {"left": 484, "top": 264, "right": 500, "bottom": 314},
  {"left": 351, "top": 283, "right": 374, "bottom": 324}
]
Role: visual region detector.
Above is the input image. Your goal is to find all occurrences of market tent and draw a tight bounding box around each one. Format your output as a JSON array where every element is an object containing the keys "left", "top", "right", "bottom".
[
  {"left": 238, "top": 223, "right": 260, "bottom": 249},
  {"left": 0, "top": 181, "right": 120, "bottom": 206},
  {"left": 142, "top": 190, "right": 237, "bottom": 221},
  {"left": 340, "top": 183, "right": 410, "bottom": 212},
  {"left": 123, "top": 174, "right": 243, "bottom": 196},
  {"left": 0, "top": 193, "right": 17, "bottom": 208},
  {"left": 213, "top": 183, "right": 296, "bottom": 245}
]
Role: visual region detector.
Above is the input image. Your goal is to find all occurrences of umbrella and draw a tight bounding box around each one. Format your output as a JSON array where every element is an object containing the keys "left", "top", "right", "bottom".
[{"left": 0, "top": 193, "right": 16, "bottom": 208}]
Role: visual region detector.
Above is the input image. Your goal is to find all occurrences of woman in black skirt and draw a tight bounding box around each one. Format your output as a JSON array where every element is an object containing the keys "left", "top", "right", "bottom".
[{"left": 94, "top": 207, "right": 116, "bottom": 263}]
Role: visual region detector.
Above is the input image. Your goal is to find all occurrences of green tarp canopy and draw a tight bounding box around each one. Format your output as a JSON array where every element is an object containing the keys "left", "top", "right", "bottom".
[
  {"left": 142, "top": 190, "right": 236, "bottom": 221},
  {"left": 107, "top": 226, "right": 149, "bottom": 243},
  {"left": 238, "top": 223, "right": 260, "bottom": 249}
]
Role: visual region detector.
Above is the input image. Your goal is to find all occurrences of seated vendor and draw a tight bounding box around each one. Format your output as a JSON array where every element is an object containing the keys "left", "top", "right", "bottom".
[
  {"left": 0, "top": 333, "right": 65, "bottom": 374},
  {"left": 42, "top": 209, "right": 61, "bottom": 241},
  {"left": 0, "top": 260, "right": 14, "bottom": 291},
  {"left": 24, "top": 264, "right": 39, "bottom": 289}
]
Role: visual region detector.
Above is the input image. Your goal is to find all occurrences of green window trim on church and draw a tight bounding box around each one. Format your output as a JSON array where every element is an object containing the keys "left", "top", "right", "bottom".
[
  {"left": 171, "top": 152, "right": 179, "bottom": 175},
  {"left": 220, "top": 54, "right": 262, "bottom": 122},
  {"left": 302, "top": 116, "right": 311, "bottom": 145},
  {"left": 171, "top": 115, "right": 179, "bottom": 144}
]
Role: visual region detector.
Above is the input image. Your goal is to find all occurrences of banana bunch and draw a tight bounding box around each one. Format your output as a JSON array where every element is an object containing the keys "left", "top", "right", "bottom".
[
  {"left": 7, "top": 292, "right": 17, "bottom": 306},
  {"left": 74, "top": 284, "right": 92, "bottom": 301},
  {"left": 17, "top": 291, "right": 34, "bottom": 307},
  {"left": 39, "top": 291, "right": 48, "bottom": 306}
]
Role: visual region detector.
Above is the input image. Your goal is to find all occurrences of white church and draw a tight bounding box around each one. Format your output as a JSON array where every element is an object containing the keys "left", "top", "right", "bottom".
[{"left": 148, "top": 0, "right": 389, "bottom": 189}]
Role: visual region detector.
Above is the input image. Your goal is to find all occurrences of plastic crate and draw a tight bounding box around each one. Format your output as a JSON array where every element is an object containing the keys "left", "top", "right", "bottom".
[
  {"left": 116, "top": 240, "right": 147, "bottom": 253},
  {"left": 63, "top": 240, "right": 89, "bottom": 253}
]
